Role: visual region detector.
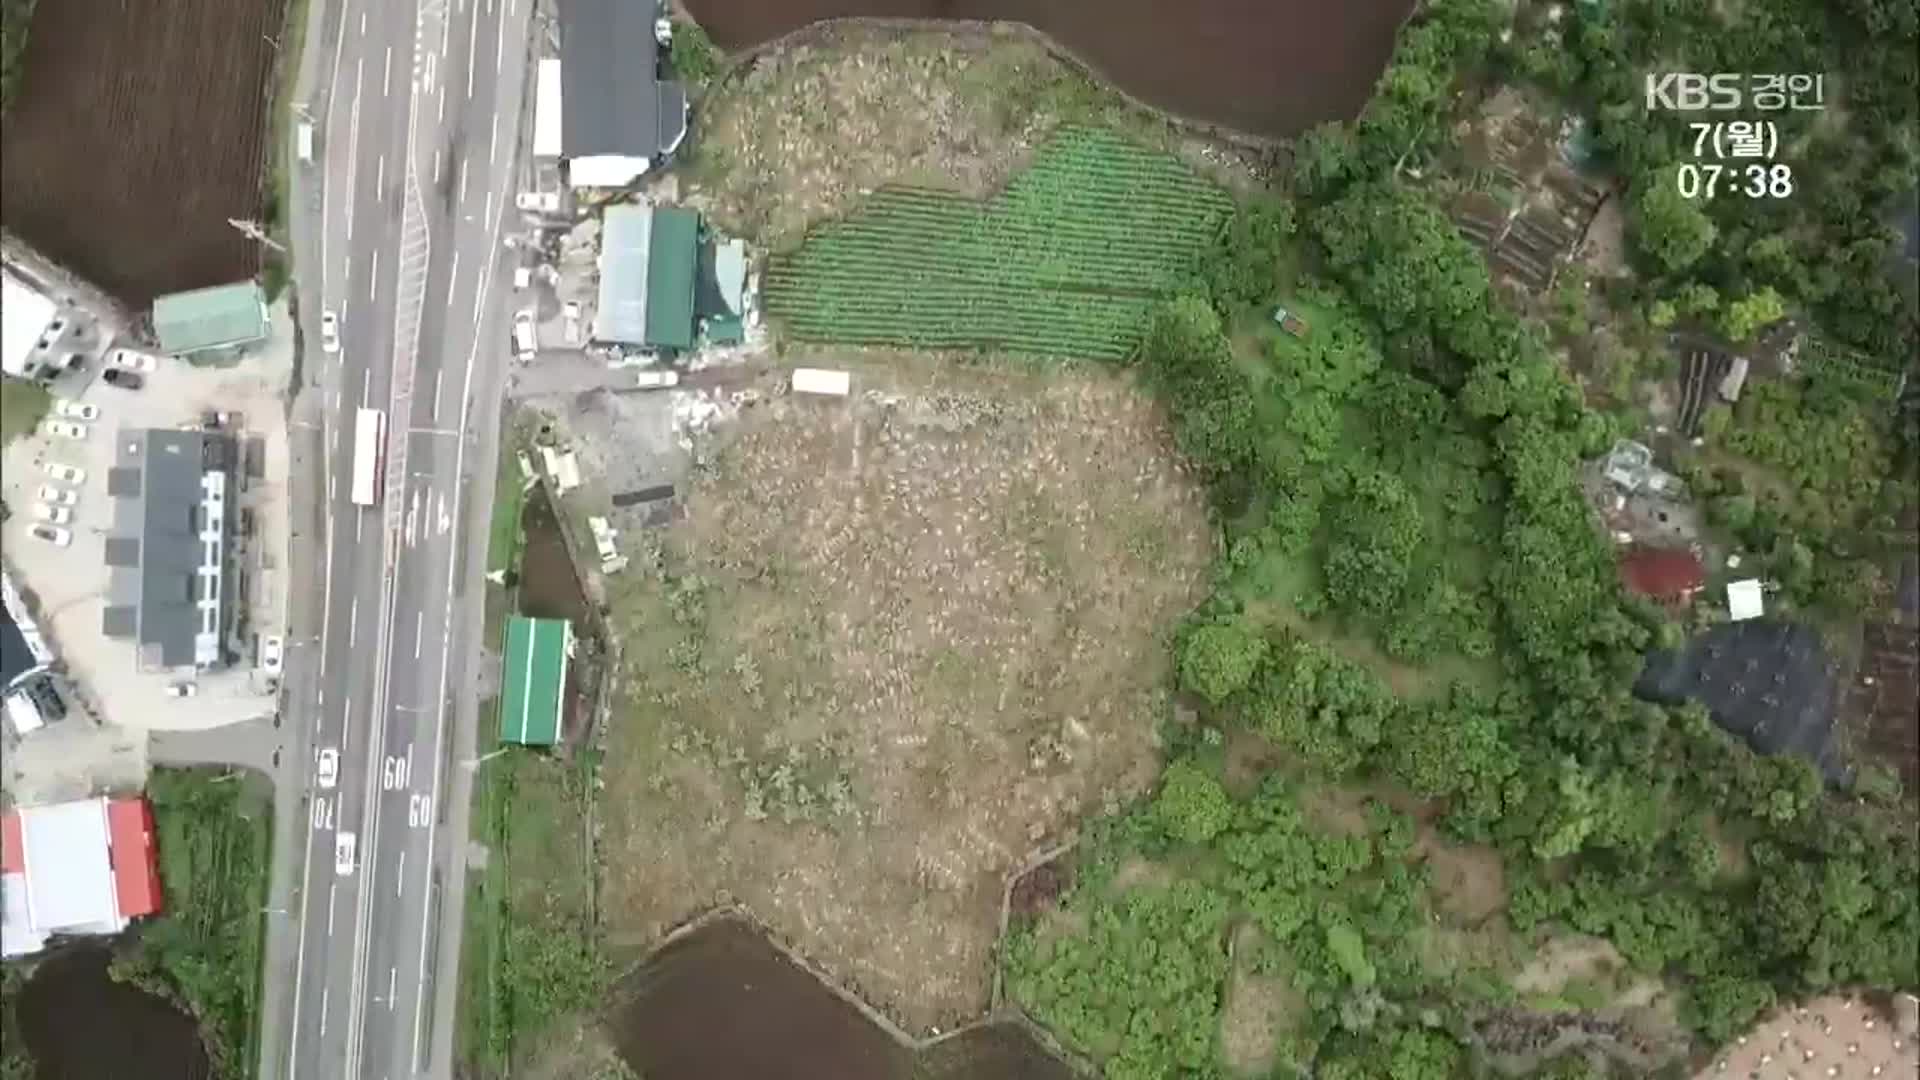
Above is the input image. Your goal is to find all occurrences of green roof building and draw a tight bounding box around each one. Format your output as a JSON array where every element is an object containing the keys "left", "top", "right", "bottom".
[
  {"left": 499, "top": 616, "right": 571, "bottom": 747},
  {"left": 152, "top": 282, "right": 269, "bottom": 355},
  {"left": 595, "top": 203, "right": 699, "bottom": 351}
]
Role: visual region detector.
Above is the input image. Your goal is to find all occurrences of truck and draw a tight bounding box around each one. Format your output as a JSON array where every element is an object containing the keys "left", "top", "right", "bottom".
[
  {"left": 350, "top": 407, "right": 386, "bottom": 506},
  {"left": 296, "top": 119, "right": 315, "bottom": 163}
]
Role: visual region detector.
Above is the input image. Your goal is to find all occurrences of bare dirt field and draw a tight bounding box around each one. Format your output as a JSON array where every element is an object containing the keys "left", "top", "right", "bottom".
[
  {"left": 682, "top": 0, "right": 1414, "bottom": 139},
  {"left": 0, "top": 0, "right": 281, "bottom": 306},
  {"left": 597, "top": 353, "right": 1213, "bottom": 1032}
]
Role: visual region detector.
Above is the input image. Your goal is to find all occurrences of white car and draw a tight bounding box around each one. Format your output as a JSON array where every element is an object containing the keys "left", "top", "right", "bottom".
[
  {"left": 32, "top": 503, "right": 72, "bottom": 526},
  {"left": 335, "top": 831, "right": 357, "bottom": 876},
  {"left": 43, "top": 463, "right": 86, "bottom": 484},
  {"left": 29, "top": 524, "right": 71, "bottom": 547},
  {"left": 164, "top": 681, "right": 198, "bottom": 698},
  {"left": 562, "top": 301, "right": 582, "bottom": 344},
  {"left": 633, "top": 369, "right": 680, "bottom": 390},
  {"left": 35, "top": 485, "right": 78, "bottom": 507},
  {"left": 260, "top": 635, "right": 284, "bottom": 676},
  {"left": 55, "top": 400, "right": 101, "bottom": 421},
  {"left": 316, "top": 747, "right": 339, "bottom": 790},
  {"left": 512, "top": 309, "right": 536, "bottom": 361},
  {"left": 44, "top": 420, "right": 88, "bottom": 440},
  {"left": 108, "top": 348, "right": 158, "bottom": 371},
  {"left": 320, "top": 311, "right": 340, "bottom": 354}
]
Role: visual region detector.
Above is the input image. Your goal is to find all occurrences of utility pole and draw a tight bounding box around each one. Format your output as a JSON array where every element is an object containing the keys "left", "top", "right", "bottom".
[{"left": 228, "top": 218, "right": 288, "bottom": 254}]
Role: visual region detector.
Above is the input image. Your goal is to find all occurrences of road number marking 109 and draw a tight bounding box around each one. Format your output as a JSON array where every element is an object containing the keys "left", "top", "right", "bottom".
[{"left": 383, "top": 755, "right": 410, "bottom": 791}]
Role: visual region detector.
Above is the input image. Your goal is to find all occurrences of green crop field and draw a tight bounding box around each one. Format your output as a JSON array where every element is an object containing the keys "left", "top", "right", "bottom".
[{"left": 764, "top": 127, "right": 1232, "bottom": 360}]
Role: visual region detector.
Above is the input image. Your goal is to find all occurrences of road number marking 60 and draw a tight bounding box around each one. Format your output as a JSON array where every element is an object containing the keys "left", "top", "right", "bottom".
[
  {"left": 383, "top": 755, "right": 411, "bottom": 792},
  {"left": 408, "top": 794, "right": 432, "bottom": 828}
]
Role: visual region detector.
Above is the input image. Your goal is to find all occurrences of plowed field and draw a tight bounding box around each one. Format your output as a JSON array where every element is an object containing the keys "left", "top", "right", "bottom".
[{"left": 0, "top": 0, "right": 282, "bottom": 306}]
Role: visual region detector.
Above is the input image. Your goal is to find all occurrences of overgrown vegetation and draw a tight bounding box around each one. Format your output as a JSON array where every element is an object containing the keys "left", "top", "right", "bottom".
[
  {"left": 111, "top": 767, "right": 272, "bottom": 1080},
  {"left": 0, "top": 374, "right": 52, "bottom": 446},
  {"left": 0, "top": 964, "right": 29, "bottom": 1080},
  {"left": 0, "top": 0, "right": 33, "bottom": 113}
]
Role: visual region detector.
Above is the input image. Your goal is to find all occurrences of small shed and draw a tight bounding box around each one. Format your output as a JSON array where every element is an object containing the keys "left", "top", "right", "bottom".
[
  {"left": 152, "top": 282, "right": 268, "bottom": 356},
  {"left": 792, "top": 368, "right": 850, "bottom": 397},
  {"left": 499, "top": 616, "right": 571, "bottom": 747},
  {"left": 1727, "top": 578, "right": 1765, "bottom": 621}
]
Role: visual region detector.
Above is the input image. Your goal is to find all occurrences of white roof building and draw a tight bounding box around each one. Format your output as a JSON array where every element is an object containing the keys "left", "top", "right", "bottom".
[
  {"left": 792, "top": 368, "right": 851, "bottom": 397},
  {"left": 1, "top": 269, "right": 58, "bottom": 378},
  {"left": 1727, "top": 578, "right": 1765, "bottom": 621},
  {"left": 1, "top": 797, "right": 162, "bottom": 958}
]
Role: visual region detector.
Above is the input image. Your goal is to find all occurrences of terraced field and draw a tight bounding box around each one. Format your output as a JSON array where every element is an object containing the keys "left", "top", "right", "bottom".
[{"left": 764, "top": 127, "right": 1232, "bottom": 359}]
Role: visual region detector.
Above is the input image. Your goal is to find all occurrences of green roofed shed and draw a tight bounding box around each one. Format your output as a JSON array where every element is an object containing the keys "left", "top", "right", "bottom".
[
  {"left": 499, "top": 616, "right": 571, "bottom": 746},
  {"left": 152, "top": 282, "right": 269, "bottom": 355},
  {"left": 643, "top": 207, "right": 699, "bottom": 350}
]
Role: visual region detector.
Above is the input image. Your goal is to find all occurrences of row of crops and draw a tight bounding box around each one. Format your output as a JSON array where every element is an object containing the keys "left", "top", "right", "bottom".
[{"left": 763, "top": 126, "right": 1233, "bottom": 360}]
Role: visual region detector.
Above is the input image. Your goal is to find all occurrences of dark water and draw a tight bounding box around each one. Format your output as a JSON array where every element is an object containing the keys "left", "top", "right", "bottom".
[
  {"left": 518, "top": 486, "right": 592, "bottom": 625},
  {"left": 15, "top": 946, "right": 211, "bottom": 1080},
  {"left": 610, "top": 918, "right": 1074, "bottom": 1080},
  {"left": 682, "top": 0, "right": 1416, "bottom": 137}
]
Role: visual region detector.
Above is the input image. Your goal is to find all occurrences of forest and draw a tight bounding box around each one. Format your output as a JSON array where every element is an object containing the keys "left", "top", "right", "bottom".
[{"left": 1002, "top": 0, "right": 1919, "bottom": 1076}]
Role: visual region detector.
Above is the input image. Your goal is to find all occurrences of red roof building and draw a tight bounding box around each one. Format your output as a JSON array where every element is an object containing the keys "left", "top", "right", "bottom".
[
  {"left": 1619, "top": 544, "right": 1707, "bottom": 606},
  {"left": 1, "top": 795, "right": 163, "bottom": 958}
]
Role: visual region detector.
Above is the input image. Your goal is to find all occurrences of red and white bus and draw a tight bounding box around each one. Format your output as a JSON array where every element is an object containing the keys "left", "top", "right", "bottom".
[{"left": 350, "top": 407, "right": 386, "bottom": 507}]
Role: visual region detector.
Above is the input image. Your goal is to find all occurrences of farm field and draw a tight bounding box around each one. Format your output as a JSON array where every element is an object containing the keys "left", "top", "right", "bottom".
[
  {"left": 764, "top": 128, "right": 1232, "bottom": 359},
  {"left": 0, "top": 0, "right": 282, "bottom": 306},
  {"left": 597, "top": 353, "right": 1214, "bottom": 1032},
  {"left": 682, "top": 0, "right": 1415, "bottom": 137}
]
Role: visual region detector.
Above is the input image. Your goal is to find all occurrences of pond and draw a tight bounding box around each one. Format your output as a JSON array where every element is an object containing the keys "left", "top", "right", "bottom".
[
  {"left": 682, "top": 0, "right": 1416, "bottom": 137},
  {"left": 15, "top": 945, "right": 211, "bottom": 1079},
  {"left": 609, "top": 918, "right": 1074, "bottom": 1080},
  {"left": 517, "top": 485, "right": 597, "bottom": 739}
]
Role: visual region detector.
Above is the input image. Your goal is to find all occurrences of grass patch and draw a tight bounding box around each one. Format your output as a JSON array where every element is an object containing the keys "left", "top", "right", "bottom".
[
  {"left": 0, "top": 963, "right": 30, "bottom": 1080},
  {"left": 0, "top": 374, "right": 51, "bottom": 447},
  {"left": 110, "top": 767, "right": 272, "bottom": 1080},
  {"left": 487, "top": 436, "right": 528, "bottom": 576},
  {"left": 455, "top": 696, "right": 606, "bottom": 1075},
  {"left": 258, "top": 0, "right": 310, "bottom": 300}
]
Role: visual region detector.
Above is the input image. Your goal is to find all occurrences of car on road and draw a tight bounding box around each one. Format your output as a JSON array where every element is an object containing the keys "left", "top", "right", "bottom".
[
  {"left": 32, "top": 503, "right": 73, "bottom": 525},
  {"left": 35, "top": 485, "right": 78, "bottom": 506},
  {"left": 260, "top": 634, "right": 284, "bottom": 675},
  {"left": 321, "top": 310, "right": 340, "bottom": 354},
  {"left": 512, "top": 309, "right": 536, "bottom": 361},
  {"left": 44, "top": 420, "right": 88, "bottom": 440},
  {"left": 316, "top": 748, "right": 339, "bottom": 790},
  {"left": 43, "top": 463, "right": 85, "bottom": 484},
  {"left": 54, "top": 399, "right": 101, "bottom": 421},
  {"left": 102, "top": 369, "right": 144, "bottom": 389},
  {"left": 164, "top": 681, "right": 197, "bottom": 698},
  {"left": 633, "top": 369, "right": 680, "bottom": 390},
  {"left": 29, "top": 524, "right": 71, "bottom": 547},
  {"left": 108, "top": 348, "right": 157, "bottom": 371},
  {"left": 335, "top": 831, "right": 357, "bottom": 876}
]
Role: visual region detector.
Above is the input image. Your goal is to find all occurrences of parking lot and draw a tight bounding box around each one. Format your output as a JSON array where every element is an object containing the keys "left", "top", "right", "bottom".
[{"left": 2, "top": 301, "right": 296, "bottom": 735}]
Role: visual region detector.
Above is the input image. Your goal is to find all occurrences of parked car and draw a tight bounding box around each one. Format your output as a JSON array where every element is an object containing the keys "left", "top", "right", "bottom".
[
  {"left": 562, "top": 301, "right": 582, "bottom": 344},
  {"left": 102, "top": 369, "right": 144, "bottom": 389},
  {"left": 164, "top": 681, "right": 197, "bottom": 698},
  {"left": 316, "top": 747, "right": 339, "bottom": 789},
  {"left": 260, "top": 634, "right": 284, "bottom": 676},
  {"left": 108, "top": 348, "right": 157, "bottom": 371},
  {"left": 633, "top": 369, "right": 680, "bottom": 390},
  {"left": 32, "top": 503, "right": 72, "bottom": 525},
  {"left": 321, "top": 310, "right": 340, "bottom": 354},
  {"left": 54, "top": 399, "right": 100, "bottom": 421},
  {"left": 43, "top": 420, "right": 87, "bottom": 440},
  {"left": 35, "top": 485, "right": 78, "bottom": 506},
  {"left": 29, "top": 524, "right": 71, "bottom": 547},
  {"left": 335, "top": 831, "right": 357, "bottom": 876},
  {"left": 512, "top": 309, "right": 536, "bottom": 361},
  {"left": 43, "top": 463, "right": 86, "bottom": 484}
]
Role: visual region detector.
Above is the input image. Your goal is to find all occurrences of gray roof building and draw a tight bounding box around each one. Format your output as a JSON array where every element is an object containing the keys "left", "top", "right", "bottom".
[
  {"left": 556, "top": 0, "right": 687, "bottom": 185},
  {"left": 0, "top": 570, "right": 52, "bottom": 692},
  {"left": 102, "top": 430, "right": 235, "bottom": 670}
]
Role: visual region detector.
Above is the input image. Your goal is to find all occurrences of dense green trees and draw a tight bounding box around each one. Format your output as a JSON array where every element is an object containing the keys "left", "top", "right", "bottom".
[
  {"left": 1176, "top": 619, "right": 1267, "bottom": 705},
  {"left": 0, "top": 0, "right": 34, "bottom": 114}
]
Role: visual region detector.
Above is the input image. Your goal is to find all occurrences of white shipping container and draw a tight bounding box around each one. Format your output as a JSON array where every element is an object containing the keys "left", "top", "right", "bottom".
[{"left": 791, "top": 368, "right": 850, "bottom": 397}]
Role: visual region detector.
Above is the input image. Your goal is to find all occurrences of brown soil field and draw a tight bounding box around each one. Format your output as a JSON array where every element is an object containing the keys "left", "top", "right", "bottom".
[
  {"left": 598, "top": 353, "right": 1213, "bottom": 1032},
  {"left": 0, "top": 0, "right": 282, "bottom": 306},
  {"left": 1840, "top": 620, "right": 1919, "bottom": 794},
  {"left": 682, "top": 0, "right": 1414, "bottom": 139}
]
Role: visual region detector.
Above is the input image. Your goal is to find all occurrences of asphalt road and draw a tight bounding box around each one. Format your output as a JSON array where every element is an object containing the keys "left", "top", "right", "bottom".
[{"left": 277, "top": 0, "right": 531, "bottom": 1075}]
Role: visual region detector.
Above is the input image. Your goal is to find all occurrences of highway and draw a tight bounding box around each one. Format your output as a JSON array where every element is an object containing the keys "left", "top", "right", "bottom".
[{"left": 279, "top": 0, "right": 531, "bottom": 1074}]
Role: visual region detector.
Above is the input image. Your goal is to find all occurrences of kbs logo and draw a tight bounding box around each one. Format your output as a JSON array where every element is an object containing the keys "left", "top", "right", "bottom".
[{"left": 1645, "top": 73, "right": 1744, "bottom": 111}]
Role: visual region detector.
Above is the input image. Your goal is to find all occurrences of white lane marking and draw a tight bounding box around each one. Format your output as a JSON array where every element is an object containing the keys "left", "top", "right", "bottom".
[
  {"left": 488, "top": 113, "right": 497, "bottom": 163},
  {"left": 467, "top": 3, "right": 478, "bottom": 98},
  {"left": 397, "top": 850, "right": 407, "bottom": 896},
  {"left": 459, "top": 161, "right": 469, "bottom": 205},
  {"left": 483, "top": 191, "right": 493, "bottom": 228},
  {"left": 356, "top": 506, "right": 364, "bottom": 543},
  {"left": 415, "top": 611, "right": 424, "bottom": 659},
  {"left": 472, "top": 282, "right": 482, "bottom": 322},
  {"left": 344, "top": 254, "right": 351, "bottom": 283},
  {"left": 383, "top": 46, "right": 392, "bottom": 98},
  {"left": 349, "top": 598, "right": 358, "bottom": 647},
  {"left": 376, "top": 153, "right": 385, "bottom": 196},
  {"left": 320, "top": 987, "right": 330, "bottom": 1036},
  {"left": 328, "top": 473, "right": 335, "bottom": 502},
  {"left": 438, "top": 84, "right": 446, "bottom": 124},
  {"left": 360, "top": 11, "right": 366, "bottom": 34},
  {"left": 388, "top": 966, "right": 398, "bottom": 1011},
  {"left": 432, "top": 149, "right": 440, "bottom": 185},
  {"left": 343, "top": 697, "right": 352, "bottom": 741},
  {"left": 363, "top": 367, "right": 372, "bottom": 406},
  {"left": 424, "top": 51, "right": 435, "bottom": 88},
  {"left": 369, "top": 249, "right": 380, "bottom": 302},
  {"left": 328, "top": 883, "right": 338, "bottom": 935},
  {"left": 446, "top": 252, "right": 460, "bottom": 315},
  {"left": 508, "top": 0, "right": 515, "bottom": 14},
  {"left": 431, "top": 369, "right": 444, "bottom": 421},
  {"left": 494, "top": 7, "right": 504, "bottom": 73}
]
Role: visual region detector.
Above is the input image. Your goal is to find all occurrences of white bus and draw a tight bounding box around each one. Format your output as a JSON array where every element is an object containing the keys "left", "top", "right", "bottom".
[{"left": 350, "top": 407, "right": 386, "bottom": 506}]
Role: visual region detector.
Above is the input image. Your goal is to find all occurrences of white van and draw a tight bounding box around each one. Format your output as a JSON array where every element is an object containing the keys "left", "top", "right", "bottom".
[
  {"left": 296, "top": 120, "right": 315, "bottom": 163},
  {"left": 512, "top": 310, "right": 536, "bottom": 361}
]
